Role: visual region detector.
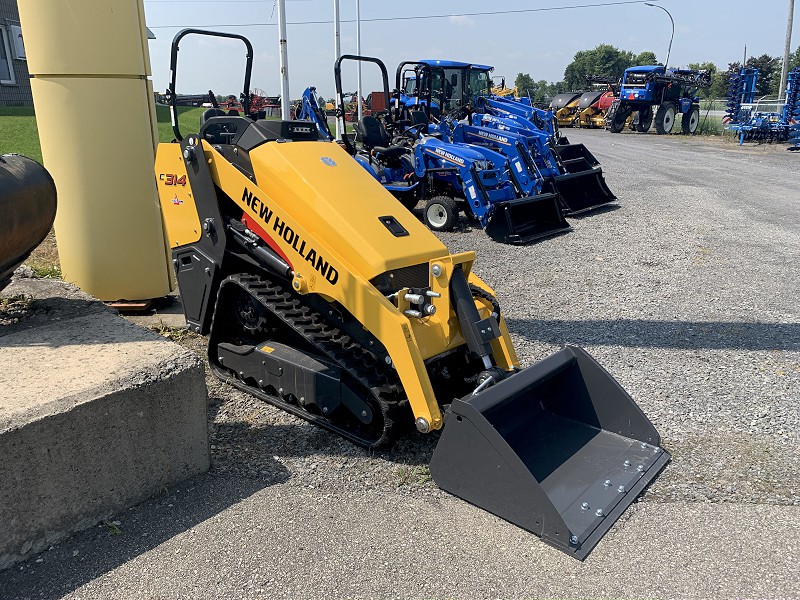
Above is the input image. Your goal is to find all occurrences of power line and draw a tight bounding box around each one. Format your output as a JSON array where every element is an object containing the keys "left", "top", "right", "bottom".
[
  {"left": 146, "top": 0, "right": 315, "bottom": 3},
  {"left": 147, "top": 1, "right": 662, "bottom": 29}
]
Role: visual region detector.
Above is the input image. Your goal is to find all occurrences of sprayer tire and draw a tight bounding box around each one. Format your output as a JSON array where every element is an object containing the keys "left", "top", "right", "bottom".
[
  {"left": 636, "top": 106, "right": 653, "bottom": 132},
  {"left": 654, "top": 102, "right": 676, "bottom": 134},
  {"left": 608, "top": 103, "right": 629, "bottom": 133},
  {"left": 681, "top": 105, "right": 700, "bottom": 134},
  {"left": 424, "top": 196, "right": 458, "bottom": 231}
]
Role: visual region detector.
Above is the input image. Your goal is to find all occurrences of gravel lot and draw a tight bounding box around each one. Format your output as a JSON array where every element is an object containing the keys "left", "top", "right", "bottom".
[
  {"left": 2, "top": 130, "right": 798, "bottom": 598},
  {"left": 206, "top": 131, "right": 800, "bottom": 507}
]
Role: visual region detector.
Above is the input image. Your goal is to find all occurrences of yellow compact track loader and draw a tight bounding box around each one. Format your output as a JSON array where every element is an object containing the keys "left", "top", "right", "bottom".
[{"left": 156, "top": 30, "right": 669, "bottom": 560}]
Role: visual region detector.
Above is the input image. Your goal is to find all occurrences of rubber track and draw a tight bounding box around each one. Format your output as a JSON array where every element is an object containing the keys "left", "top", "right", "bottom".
[{"left": 210, "top": 273, "right": 406, "bottom": 449}]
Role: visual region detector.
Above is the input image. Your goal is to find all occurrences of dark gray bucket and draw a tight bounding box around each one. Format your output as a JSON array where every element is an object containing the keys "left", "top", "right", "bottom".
[
  {"left": 551, "top": 168, "right": 617, "bottom": 215},
  {"left": 483, "top": 193, "right": 571, "bottom": 245},
  {"left": 429, "top": 346, "right": 670, "bottom": 560}
]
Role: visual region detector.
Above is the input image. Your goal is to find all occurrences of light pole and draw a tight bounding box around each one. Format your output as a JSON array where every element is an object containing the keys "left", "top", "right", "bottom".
[
  {"left": 277, "top": 0, "right": 291, "bottom": 120},
  {"left": 645, "top": 3, "right": 674, "bottom": 69},
  {"left": 778, "top": 0, "right": 795, "bottom": 100},
  {"left": 333, "top": 0, "right": 342, "bottom": 139},
  {"left": 356, "top": 0, "right": 363, "bottom": 121}
]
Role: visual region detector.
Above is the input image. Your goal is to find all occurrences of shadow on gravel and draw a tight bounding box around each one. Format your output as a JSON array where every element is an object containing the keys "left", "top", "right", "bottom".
[
  {"left": 507, "top": 318, "right": 800, "bottom": 351},
  {"left": 0, "top": 472, "right": 289, "bottom": 600},
  {"left": 565, "top": 203, "right": 620, "bottom": 220},
  {"left": 207, "top": 395, "right": 439, "bottom": 472}
]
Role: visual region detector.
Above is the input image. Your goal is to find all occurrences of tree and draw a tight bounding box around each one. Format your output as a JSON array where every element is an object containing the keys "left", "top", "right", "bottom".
[
  {"left": 514, "top": 73, "right": 537, "bottom": 98},
  {"left": 789, "top": 46, "right": 800, "bottom": 70},
  {"left": 746, "top": 54, "right": 781, "bottom": 96},
  {"left": 634, "top": 51, "right": 658, "bottom": 66},
  {"left": 563, "top": 44, "right": 658, "bottom": 90}
]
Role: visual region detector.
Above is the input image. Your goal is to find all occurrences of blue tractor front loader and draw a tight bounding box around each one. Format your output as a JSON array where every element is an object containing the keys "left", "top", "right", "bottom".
[
  {"left": 327, "top": 55, "right": 570, "bottom": 244},
  {"left": 407, "top": 60, "right": 616, "bottom": 215}
]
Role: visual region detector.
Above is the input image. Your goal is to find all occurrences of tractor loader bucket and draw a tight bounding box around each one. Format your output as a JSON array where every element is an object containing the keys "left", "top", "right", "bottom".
[
  {"left": 484, "top": 192, "right": 571, "bottom": 245},
  {"left": 551, "top": 167, "right": 616, "bottom": 215},
  {"left": 430, "top": 346, "right": 669, "bottom": 560},
  {"left": 555, "top": 142, "right": 600, "bottom": 170}
]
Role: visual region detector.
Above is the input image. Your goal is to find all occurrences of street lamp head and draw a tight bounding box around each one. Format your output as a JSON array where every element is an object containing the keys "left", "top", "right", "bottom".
[{"left": 644, "top": 2, "right": 675, "bottom": 69}]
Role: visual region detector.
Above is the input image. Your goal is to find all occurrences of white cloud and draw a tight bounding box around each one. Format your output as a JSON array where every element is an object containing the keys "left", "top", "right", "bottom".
[{"left": 448, "top": 15, "right": 475, "bottom": 28}]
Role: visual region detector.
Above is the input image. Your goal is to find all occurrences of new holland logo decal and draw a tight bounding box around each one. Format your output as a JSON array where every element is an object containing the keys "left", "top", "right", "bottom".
[
  {"left": 241, "top": 187, "right": 339, "bottom": 284},
  {"left": 429, "top": 147, "right": 466, "bottom": 167}
]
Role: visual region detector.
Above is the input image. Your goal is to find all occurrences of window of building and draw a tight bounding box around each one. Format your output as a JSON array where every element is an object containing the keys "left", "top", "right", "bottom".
[{"left": 0, "top": 26, "right": 16, "bottom": 84}]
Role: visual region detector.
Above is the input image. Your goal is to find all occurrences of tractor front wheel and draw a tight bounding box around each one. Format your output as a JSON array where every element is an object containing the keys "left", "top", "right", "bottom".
[
  {"left": 608, "top": 103, "right": 630, "bottom": 133},
  {"left": 681, "top": 105, "right": 700, "bottom": 134},
  {"left": 654, "top": 102, "right": 676, "bottom": 134},
  {"left": 424, "top": 196, "right": 459, "bottom": 231}
]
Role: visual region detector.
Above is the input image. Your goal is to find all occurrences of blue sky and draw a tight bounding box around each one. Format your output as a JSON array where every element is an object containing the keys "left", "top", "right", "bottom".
[{"left": 144, "top": 0, "right": 799, "bottom": 100}]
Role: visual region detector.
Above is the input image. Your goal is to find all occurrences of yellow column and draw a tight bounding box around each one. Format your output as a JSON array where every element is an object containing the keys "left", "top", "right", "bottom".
[{"left": 17, "top": 0, "right": 171, "bottom": 300}]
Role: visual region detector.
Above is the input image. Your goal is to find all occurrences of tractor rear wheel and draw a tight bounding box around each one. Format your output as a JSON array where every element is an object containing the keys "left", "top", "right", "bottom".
[
  {"left": 636, "top": 106, "right": 653, "bottom": 132},
  {"left": 654, "top": 102, "right": 676, "bottom": 134},
  {"left": 424, "top": 196, "right": 458, "bottom": 231},
  {"left": 681, "top": 105, "right": 700, "bottom": 134}
]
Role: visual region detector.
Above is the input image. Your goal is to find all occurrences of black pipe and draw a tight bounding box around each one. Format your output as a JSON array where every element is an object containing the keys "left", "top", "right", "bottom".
[{"left": 0, "top": 155, "right": 57, "bottom": 288}]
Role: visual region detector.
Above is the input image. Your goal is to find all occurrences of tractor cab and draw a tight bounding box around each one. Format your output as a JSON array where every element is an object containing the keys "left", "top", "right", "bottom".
[{"left": 416, "top": 60, "right": 493, "bottom": 114}]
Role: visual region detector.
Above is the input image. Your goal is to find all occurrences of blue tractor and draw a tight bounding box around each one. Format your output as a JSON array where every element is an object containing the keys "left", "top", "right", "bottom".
[
  {"left": 404, "top": 60, "right": 616, "bottom": 215},
  {"left": 395, "top": 62, "right": 440, "bottom": 117},
  {"left": 325, "top": 55, "right": 570, "bottom": 244},
  {"left": 607, "top": 65, "right": 710, "bottom": 134}
]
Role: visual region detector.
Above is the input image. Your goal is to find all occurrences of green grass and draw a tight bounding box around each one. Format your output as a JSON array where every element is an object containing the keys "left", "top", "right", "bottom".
[
  {"left": 154, "top": 104, "right": 207, "bottom": 142},
  {"left": 0, "top": 107, "right": 42, "bottom": 163},
  {"left": 0, "top": 105, "right": 211, "bottom": 164}
]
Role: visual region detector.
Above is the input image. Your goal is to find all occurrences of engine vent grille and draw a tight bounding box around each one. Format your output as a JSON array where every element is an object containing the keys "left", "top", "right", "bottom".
[{"left": 370, "top": 263, "right": 430, "bottom": 295}]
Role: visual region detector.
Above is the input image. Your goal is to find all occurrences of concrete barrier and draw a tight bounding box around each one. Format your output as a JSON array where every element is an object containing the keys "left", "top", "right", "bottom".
[{"left": 0, "top": 276, "right": 208, "bottom": 570}]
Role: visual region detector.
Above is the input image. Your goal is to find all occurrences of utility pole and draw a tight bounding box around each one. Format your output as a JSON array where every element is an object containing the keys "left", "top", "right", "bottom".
[
  {"left": 356, "top": 0, "right": 363, "bottom": 121},
  {"left": 778, "top": 0, "right": 795, "bottom": 100},
  {"left": 333, "top": 0, "right": 342, "bottom": 139},
  {"left": 277, "top": 0, "right": 291, "bottom": 120}
]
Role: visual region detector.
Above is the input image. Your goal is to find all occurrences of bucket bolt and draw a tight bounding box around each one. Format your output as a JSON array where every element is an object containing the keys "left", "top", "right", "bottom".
[{"left": 581, "top": 502, "right": 590, "bottom": 510}]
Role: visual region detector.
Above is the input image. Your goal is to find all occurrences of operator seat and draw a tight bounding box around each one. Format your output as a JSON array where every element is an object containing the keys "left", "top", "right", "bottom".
[
  {"left": 199, "top": 108, "right": 248, "bottom": 145},
  {"left": 354, "top": 115, "right": 408, "bottom": 161}
]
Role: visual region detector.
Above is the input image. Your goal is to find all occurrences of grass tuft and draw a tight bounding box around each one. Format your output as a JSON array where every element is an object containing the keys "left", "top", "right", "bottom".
[
  {"left": 150, "top": 321, "right": 199, "bottom": 343},
  {"left": 395, "top": 465, "right": 432, "bottom": 486}
]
